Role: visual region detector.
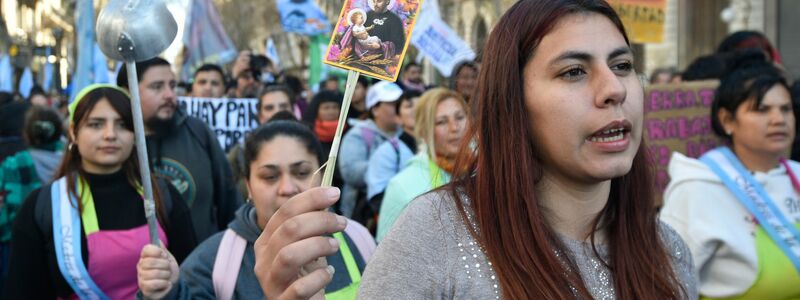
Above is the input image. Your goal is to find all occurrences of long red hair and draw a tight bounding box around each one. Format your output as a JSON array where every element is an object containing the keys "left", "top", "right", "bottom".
[{"left": 448, "top": 0, "right": 685, "bottom": 298}]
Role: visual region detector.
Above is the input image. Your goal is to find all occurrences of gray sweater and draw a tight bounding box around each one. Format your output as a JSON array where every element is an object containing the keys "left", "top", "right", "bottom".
[{"left": 358, "top": 191, "right": 698, "bottom": 299}]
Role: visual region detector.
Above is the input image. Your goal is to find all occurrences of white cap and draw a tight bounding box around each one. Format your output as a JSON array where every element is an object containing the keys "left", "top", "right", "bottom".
[{"left": 366, "top": 81, "right": 404, "bottom": 110}]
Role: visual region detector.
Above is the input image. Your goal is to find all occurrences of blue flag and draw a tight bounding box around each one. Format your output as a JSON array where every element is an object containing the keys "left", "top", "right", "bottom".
[
  {"left": 0, "top": 55, "right": 12, "bottom": 93},
  {"left": 93, "top": 43, "right": 111, "bottom": 84},
  {"left": 18, "top": 67, "right": 33, "bottom": 98},
  {"left": 43, "top": 48, "right": 54, "bottom": 91},
  {"left": 265, "top": 37, "right": 281, "bottom": 69},
  {"left": 181, "top": 0, "right": 237, "bottom": 81},
  {"left": 277, "top": 0, "right": 330, "bottom": 36},
  {"left": 113, "top": 62, "right": 122, "bottom": 81},
  {"left": 71, "top": 0, "right": 94, "bottom": 102}
]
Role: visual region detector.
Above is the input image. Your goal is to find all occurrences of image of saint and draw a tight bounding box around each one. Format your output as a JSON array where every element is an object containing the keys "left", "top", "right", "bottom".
[{"left": 339, "top": 0, "right": 405, "bottom": 60}]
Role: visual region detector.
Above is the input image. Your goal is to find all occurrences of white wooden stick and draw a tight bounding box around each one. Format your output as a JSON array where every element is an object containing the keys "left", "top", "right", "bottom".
[{"left": 321, "top": 70, "right": 360, "bottom": 187}]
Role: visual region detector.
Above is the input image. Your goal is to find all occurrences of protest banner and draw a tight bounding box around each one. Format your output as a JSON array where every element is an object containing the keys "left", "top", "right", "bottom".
[
  {"left": 324, "top": 0, "right": 423, "bottom": 82},
  {"left": 410, "top": 5, "right": 475, "bottom": 77},
  {"left": 609, "top": 0, "right": 666, "bottom": 43},
  {"left": 177, "top": 97, "right": 260, "bottom": 152},
  {"left": 644, "top": 80, "right": 723, "bottom": 202}
]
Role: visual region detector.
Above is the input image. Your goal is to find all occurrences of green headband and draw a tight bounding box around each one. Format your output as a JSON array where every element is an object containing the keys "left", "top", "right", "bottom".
[{"left": 68, "top": 84, "right": 130, "bottom": 123}]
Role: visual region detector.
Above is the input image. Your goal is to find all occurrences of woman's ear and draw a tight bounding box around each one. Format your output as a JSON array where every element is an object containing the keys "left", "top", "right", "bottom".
[
  {"left": 68, "top": 123, "right": 76, "bottom": 142},
  {"left": 244, "top": 177, "right": 253, "bottom": 201},
  {"left": 718, "top": 108, "right": 735, "bottom": 136}
]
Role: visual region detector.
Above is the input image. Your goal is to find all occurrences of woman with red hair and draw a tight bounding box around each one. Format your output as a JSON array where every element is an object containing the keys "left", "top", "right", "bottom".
[
  {"left": 251, "top": 1, "right": 697, "bottom": 299},
  {"left": 717, "top": 30, "right": 782, "bottom": 64}
]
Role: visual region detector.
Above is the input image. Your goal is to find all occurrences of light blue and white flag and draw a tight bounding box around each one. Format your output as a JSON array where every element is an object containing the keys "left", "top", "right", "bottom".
[
  {"left": 113, "top": 61, "right": 122, "bottom": 82},
  {"left": 0, "top": 55, "right": 13, "bottom": 93},
  {"left": 71, "top": 0, "right": 95, "bottom": 102},
  {"left": 181, "top": 0, "right": 237, "bottom": 81},
  {"left": 43, "top": 48, "right": 55, "bottom": 91},
  {"left": 276, "top": 0, "right": 330, "bottom": 36},
  {"left": 18, "top": 67, "right": 33, "bottom": 98},
  {"left": 93, "top": 43, "right": 111, "bottom": 84},
  {"left": 265, "top": 37, "right": 280, "bottom": 69},
  {"left": 422, "top": 0, "right": 441, "bottom": 20}
]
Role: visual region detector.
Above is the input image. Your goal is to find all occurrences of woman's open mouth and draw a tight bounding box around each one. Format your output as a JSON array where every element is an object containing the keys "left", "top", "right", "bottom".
[
  {"left": 588, "top": 127, "right": 626, "bottom": 143},
  {"left": 586, "top": 120, "right": 633, "bottom": 152}
]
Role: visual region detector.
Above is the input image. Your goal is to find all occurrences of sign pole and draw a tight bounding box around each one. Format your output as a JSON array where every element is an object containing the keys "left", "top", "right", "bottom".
[{"left": 321, "top": 70, "right": 360, "bottom": 187}]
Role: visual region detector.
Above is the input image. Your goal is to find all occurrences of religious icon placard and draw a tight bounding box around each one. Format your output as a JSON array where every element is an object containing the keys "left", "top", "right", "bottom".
[{"left": 324, "top": 0, "right": 422, "bottom": 81}]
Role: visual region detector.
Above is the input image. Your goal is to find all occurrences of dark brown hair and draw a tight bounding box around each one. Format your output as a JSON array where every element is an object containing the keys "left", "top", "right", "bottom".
[
  {"left": 711, "top": 62, "right": 789, "bottom": 142},
  {"left": 243, "top": 120, "right": 324, "bottom": 178},
  {"left": 448, "top": 0, "right": 684, "bottom": 299},
  {"left": 23, "top": 106, "right": 63, "bottom": 148},
  {"left": 55, "top": 87, "right": 167, "bottom": 223}
]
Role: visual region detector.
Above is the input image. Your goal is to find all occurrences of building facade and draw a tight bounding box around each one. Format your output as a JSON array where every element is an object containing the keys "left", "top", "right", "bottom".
[
  {"left": 1, "top": 0, "right": 795, "bottom": 93},
  {"left": 646, "top": 0, "right": 798, "bottom": 81},
  {"left": 1, "top": 0, "right": 76, "bottom": 90}
]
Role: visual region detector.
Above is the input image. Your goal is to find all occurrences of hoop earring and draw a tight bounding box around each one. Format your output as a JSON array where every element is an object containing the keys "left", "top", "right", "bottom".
[{"left": 68, "top": 143, "right": 74, "bottom": 151}]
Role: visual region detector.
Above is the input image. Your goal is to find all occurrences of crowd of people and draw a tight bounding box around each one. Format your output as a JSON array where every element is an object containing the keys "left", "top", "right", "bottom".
[
  {"left": 0, "top": 0, "right": 799, "bottom": 299},
  {"left": 0, "top": 19, "right": 477, "bottom": 298}
]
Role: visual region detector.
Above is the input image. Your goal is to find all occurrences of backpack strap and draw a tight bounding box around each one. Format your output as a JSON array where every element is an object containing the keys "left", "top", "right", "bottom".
[
  {"left": 398, "top": 131, "right": 417, "bottom": 154},
  {"left": 184, "top": 116, "right": 211, "bottom": 151},
  {"left": 34, "top": 184, "right": 52, "bottom": 238},
  {"left": 343, "top": 219, "right": 376, "bottom": 262},
  {"left": 212, "top": 229, "right": 247, "bottom": 300},
  {"left": 154, "top": 179, "right": 173, "bottom": 213},
  {"left": 153, "top": 178, "right": 173, "bottom": 232},
  {"left": 387, "top": 138, "right": 401, "bottom": 172},
  {"left": 360, "top": 127, "right": 375, "bottom": 154}
]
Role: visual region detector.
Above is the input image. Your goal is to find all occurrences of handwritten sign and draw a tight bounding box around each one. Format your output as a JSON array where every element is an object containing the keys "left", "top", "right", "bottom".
[
  {"left": 177, "top": 97, "right": 259, "bottom": 152},
  {"left": 410, "top": 8, "right": 475, "bottom": 77},
  {"left": 609, "top": 0, "right": 666, "bottom": 43},
  {"left": 644, "top": 80, "right": 723, "bottom": 199},
  {"left": 324, "top": 0, "right": 423, "bottom": 81}
]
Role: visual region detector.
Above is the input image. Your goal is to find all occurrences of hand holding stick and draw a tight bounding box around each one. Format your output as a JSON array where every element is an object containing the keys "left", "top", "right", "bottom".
[{"left": 291, "top": 70, "right": 359, "bottom": 295}]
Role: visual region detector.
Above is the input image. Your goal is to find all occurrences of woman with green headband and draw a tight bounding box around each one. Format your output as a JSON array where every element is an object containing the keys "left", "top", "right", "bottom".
[{"left": 4, "top": 84, "right": 197, "bottom": 300}]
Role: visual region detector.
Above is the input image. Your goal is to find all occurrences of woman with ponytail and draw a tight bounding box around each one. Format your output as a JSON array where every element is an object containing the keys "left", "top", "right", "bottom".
[{"left": 0, "top": 105, "right": 64, "bottom": 291}]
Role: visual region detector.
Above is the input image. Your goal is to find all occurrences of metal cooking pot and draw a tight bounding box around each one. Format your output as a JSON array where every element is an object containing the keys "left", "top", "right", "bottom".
[{"left": 96, "top": 0, "right": 178, "bottom": 62}]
